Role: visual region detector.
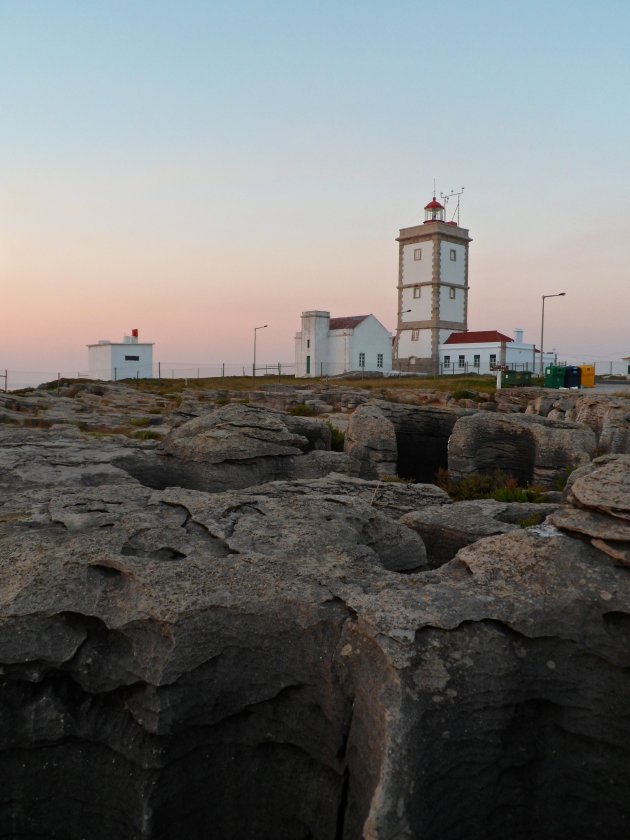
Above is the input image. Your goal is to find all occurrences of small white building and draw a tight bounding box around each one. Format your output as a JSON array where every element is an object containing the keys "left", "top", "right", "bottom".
[
  {"left": 87, "top": 329, "right": 154, "bottom": 381},
  {"left": 438, "top": 329, "right": 553, "bottom": 374},
  {"left": 295, "top": 311, "right": 392, "bottom": 377}
]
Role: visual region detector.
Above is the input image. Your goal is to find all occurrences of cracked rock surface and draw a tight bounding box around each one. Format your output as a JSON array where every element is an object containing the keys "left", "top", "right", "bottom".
[{"left": 1, "top": 395, "right": 630, "bottom": 839}]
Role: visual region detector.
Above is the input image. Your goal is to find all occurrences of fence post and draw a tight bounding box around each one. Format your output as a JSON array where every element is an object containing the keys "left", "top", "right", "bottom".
[
  {"left": 222, "top": 363, "right": 225, "bottom": 378},
  {"left": 158, "top": 362, "right": 161, "bottom": 379}
]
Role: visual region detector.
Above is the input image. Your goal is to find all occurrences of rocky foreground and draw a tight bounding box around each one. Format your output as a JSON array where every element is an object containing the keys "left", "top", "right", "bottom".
[{"left": 0, "top": 381, "right": 629, "bottom": 840}]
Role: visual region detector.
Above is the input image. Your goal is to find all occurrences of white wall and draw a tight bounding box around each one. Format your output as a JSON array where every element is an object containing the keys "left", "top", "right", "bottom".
[
  {"left": 402, "top": 242, "right": 434, "bottom": 285},
  {"left": 88, "top": 343, "right": 153, "bottom": 380},
  {"left": 438, "top": 285, "right": 465, "bottom": 321},
  {"left": 345, "top": 315, "right": 392, "bottom": 373},
  {"left": 296, "top": 313, "right": 392, "bottom": 376},
  {"left": 439, "top": 241, "right": 466, "bottom": 285},
  {"left": 397, "top": 328, "right": 432, "bottom": 360},
  {"left": 401, "top": 285, "right": 432, "bottom": 320}
]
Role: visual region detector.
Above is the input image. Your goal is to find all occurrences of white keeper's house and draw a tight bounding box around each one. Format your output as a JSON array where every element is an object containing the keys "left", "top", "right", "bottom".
[
  {"left": 438, "top": 328, "right": 550, "bottom": 374},
  {"left": 295, "top": 311, "right": 392, "bottom": 377},
  {"left": 87, "top": 329, "right": 154, "bottom": 381}
]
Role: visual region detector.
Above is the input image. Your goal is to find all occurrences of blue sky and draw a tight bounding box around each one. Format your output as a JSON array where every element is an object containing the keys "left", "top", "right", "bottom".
[{"left": 2, "top": 0, "right": 629, "bottom": 378}]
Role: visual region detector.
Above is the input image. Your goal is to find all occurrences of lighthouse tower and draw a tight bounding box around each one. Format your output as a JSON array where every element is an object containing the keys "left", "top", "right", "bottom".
[{"left": 394, "top": 196, "right": 471, "bottom": 373}]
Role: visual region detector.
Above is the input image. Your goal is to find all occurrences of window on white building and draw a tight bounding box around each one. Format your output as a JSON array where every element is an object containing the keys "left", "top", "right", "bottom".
[
  {"left": 411, "top": 330, "right": 420, "bottom": 341},
  {"left": 458, "top": 355, "right": 465, "bottom": 368},
  {"left": 414, "top": 248, "right": 422, "bottom": 261},
  {"left": 377, "top": 353, "right": 383, "bottom": 368},
  {"left": 444, "top": 356, "right": 451, "bottom": 368},
  {"left": 306, "top": 339, "right": 310, "bottom": 348},
  {"left": 449, "top": 288, "right": 456, "bottom": 299},
  {"left": 125, "top": 355, "right": 140, "bottom": 361},
  {"left": 490, "top": 354, "right": 497, "bottom": 367},
  {"left": 473, "top": 354, "right": 480, "bottom": 367},
  {"left": 413, "top": 287, "right": 421, "bottom": 298},
  {"left": 450, "top": 249, "right": 456, "bottom": 261},
  {"left": 359, "top": 352, "right": 366, "bottom": 368}
]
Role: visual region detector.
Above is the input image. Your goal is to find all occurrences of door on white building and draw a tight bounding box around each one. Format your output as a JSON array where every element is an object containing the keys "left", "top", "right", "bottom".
[{"left": 306, "top": 356, "right": 311, "bottom": 374}]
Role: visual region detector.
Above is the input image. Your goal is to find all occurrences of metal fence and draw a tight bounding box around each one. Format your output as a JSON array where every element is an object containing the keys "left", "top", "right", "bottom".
[{"left": 0, "top": 362, "right": 296, "bottom": 392}]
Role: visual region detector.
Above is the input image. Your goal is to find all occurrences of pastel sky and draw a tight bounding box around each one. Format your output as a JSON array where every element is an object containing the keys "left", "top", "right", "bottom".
[{"left": 2, "top": 0, "right": 629, "bottom": 383}]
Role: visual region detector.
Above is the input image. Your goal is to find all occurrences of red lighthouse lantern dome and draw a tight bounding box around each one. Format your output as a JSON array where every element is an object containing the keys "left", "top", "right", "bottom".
[{"left": 424, "top": 196, "right": 445, "bottom": 223}]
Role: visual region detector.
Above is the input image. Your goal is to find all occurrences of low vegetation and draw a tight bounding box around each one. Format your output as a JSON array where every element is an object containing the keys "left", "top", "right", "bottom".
[{"left": 435, "top": 468, "right": 549, "bottom": 503}]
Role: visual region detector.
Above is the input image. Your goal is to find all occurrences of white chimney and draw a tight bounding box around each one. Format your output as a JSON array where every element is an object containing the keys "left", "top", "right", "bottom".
[{"left": 514, "top": 328, "right": 524, "bottom": 344}]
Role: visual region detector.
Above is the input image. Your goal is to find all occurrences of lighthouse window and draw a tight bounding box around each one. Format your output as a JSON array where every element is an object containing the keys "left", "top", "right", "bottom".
[
  {"left": 444, "top": 356, "right": 451, "bottom": 368},
  {"left": 411, "top": 330, "right": 420, "bottom": 341},
  {"left": 377, "top": 354, "right": 383, "bottom": 368},
  {"left": 125, "top": 355, "right": 140, "bottom": 361},
  {"left": 414, "top": 248, "right": 422, "bottom": 261},
  {"left": 449, "top": 288, "right": 456, "bottom": 299},
  {"left": 450, "top": 249, "right": 457, "bottom": 261},
  {"left": 458, "top": 355, "right": 465, "bottom": 368},
  {"left": 413, "top": 287, "right": 421, "bottom": 298},
  {"left": 474, "top": 355, "right": 480, "bottom": 367},
  {"left": 359, "top": 352, "right": 366, "bottom": 368}
]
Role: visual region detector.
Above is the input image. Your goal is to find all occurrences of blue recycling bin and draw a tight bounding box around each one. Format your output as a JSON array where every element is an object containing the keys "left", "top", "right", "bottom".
[{"left": 563, "top": 366, "right": 581, "bottom": 388}]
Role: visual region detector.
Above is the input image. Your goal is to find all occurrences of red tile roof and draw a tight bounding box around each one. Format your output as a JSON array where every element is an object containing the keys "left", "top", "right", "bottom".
[
  {"left": 444, "top": 330, "right": 513, "bottom": 344},
  {"left": 329, "top": 315, "right": 369, "bottom": 330}
]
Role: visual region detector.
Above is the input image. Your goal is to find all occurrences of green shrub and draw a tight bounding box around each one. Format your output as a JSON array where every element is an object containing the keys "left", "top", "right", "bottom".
[
  {"left": 436, "top": 468, "right": 549, "bottom": 503},
  {"left": 518, "top": 512, "right": 545, "bottom": 528},
  {"left": 325, "top": 421, "right": 345, "bottom": 452},
  {"left": 133, "top": 430, "right": 162, "bottom": 440},
  {"left": 289, "top": 404, "right": 316, "bottom": 416},
  {"left": 130, "top": 417, "right": 151, "bottom": 427}
]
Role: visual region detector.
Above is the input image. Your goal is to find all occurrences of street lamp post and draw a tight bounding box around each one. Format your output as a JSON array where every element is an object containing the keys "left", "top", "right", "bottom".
[
  {"left": 253, "top": 324, "right": 268, "bottom": 378},
  {"left": 540, "top": 293, "right": 566, "bottom": 376}
]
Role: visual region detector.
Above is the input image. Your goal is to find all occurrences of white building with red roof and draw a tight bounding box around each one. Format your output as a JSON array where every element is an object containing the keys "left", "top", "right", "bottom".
[
  {"left": 438, "top": 328, "right": 552, "bottom": 374},
  {"left": 295, "top": 311, "right": 392, "bottom": 377}
]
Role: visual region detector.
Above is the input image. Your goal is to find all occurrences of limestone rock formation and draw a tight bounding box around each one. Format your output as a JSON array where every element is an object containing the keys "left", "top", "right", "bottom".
[
  {"left": 344, "top": 403, "right": 398, "bottom": 479},
  {"left": 448, "top": 411, "right": 597, "bottom": 488},
  {"left": 550, "top": 454, "right": 630, "bottom": 564},
  {"left": 153, "top": 403, "right": 347, "bottom": 491},
  {"left": 2, "top": 384, "right": 630, "bottom": 840},
  {"left": 401, "top": 498, "right": 559, "bottom": 567}
]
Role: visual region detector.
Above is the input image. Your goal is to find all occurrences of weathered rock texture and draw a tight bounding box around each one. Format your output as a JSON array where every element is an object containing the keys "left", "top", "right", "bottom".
[
  {"left": 401, "top": 498, "right": 559, "bottom": 567},
  {"left": 448, "top": 411, "right": 597, "bottom": 488},
  {"left": 550, "top": 454, "right": 630, "bottom": 564},
  {"left": 2, "top": 387, "right": 630, "bottom": 840}
]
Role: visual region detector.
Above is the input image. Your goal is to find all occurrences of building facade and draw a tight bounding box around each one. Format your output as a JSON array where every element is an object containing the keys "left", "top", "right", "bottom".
[
  {"left": 394, "top": 197, "right": 471, "bottom": 374},
  {"left": 295, "top": 311, "right": 392, "bottom": 377},
  {"left": 438, "top": 329, "right": 553, "bottom": 374},
  {"left": 87, "top": 329, "right": 154, "bottom": 381}
]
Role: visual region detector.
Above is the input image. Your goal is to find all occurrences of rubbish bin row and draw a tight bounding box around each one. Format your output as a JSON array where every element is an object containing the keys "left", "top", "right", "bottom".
[{"left": 544, "top": 364, "right": 594, "bottom": 389}]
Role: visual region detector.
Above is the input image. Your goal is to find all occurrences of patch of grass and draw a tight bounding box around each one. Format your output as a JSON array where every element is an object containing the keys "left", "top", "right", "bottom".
[
  {"left": 130, "top": 417, "right": 151, "bottom": 427},
  {"left": 553, "top": 465, "right": 576, "bottom": 491},
  {"left": 379, "top": 475, "right": 414, "bottom": 483},
  {"left": 451, "top": 389, "right": 484, "bottom": 402},
  {"left": 325, "top": 422, "right": 345, "bottom": 452},
  {"left": 435, "top": 468, "right": 549, "bottom": 503},
  {"left": 518, "top": 512, "right": 545, "bottom": 528},
  {"left": 133, "top": 430, "right": 162, "bottom": 440},
  {"left": 289, "top": 404, "right": 316, "bottom": 416}
]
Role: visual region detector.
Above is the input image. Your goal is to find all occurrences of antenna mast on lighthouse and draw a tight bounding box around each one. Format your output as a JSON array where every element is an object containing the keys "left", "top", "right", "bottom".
[{"left": 440, "top": 187, "right": 465, "bottom": 226}]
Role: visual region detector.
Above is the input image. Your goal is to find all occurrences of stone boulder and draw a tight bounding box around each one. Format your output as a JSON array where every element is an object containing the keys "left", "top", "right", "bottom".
[
  {"left": 345, "top": 403, "right": 398, "bottom": 479},
  {"left": 550, "top": 454, "right": 630, "bottom": 564},
  {"left": 448, "top": 411, "right": 597, "bottom": 488},
  {"left": 401, "top": 498, "right": 559, "bottom": 567},
  {"left": 147, "top": 403, "right": 346, "bottom": 491}
]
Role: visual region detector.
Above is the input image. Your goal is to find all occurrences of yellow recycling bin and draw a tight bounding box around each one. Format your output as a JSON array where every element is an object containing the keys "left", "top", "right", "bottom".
[{"left": 579, "top": 365, "right": 595, "bottom": 388}]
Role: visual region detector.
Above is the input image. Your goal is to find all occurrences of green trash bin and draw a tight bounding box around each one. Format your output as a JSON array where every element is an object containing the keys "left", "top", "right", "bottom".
[
  {"left": 500, "top": 370, "right": 519, "bottom": 387},
  {"left": 544, "top": 365, "right": 565, "bottom": 388},
  {"left": 513, "top": 371, "right": 533, "bottom": 386}
]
